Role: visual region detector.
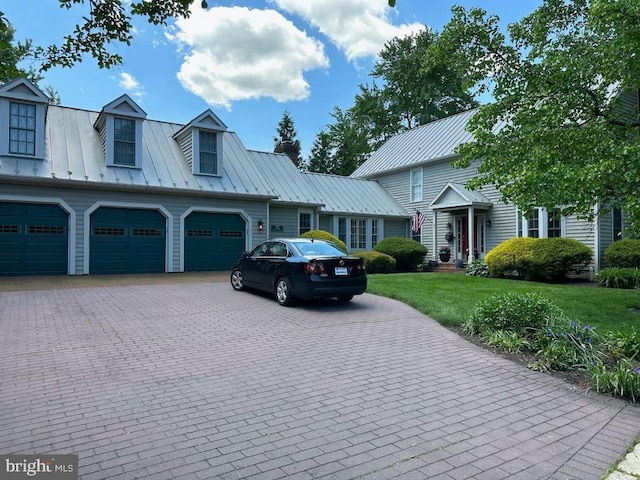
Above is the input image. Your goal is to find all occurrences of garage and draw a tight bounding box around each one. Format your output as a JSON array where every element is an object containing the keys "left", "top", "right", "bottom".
[
  {"left": 0, "top": 202, "right": 68, "bottom": 276},
  {"left": 185, "top": 212, "right": 245, "bottom": 271},
  {"left": 90, "top": 207, "right": 166, "bottom": 274}
]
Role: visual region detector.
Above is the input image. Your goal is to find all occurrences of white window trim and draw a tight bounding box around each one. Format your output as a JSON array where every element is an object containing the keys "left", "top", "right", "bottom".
[
  {"left": 298, "top": 209, "right": 313, "bottom": 235},
  {"left": 335, "top": 216, "right": 384, "bottom": 250},
  {"left": 192, "top": 128, "right": 223, "bottom": 176},
  {"left": 106, "top": 115, "right": 143, "bottom": 169},
  {"left": 410, "top": 168, "right": 423, "bottom": 203},
  {"left": 521, "top": 207, "right": 566, "bottom": 238},
  {"left": 0, "top": 99, "right": 46, "bottom": 159}
]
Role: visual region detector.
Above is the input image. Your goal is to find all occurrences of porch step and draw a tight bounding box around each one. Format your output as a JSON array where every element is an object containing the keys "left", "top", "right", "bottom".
[{"left": 424, "top": 261, "right": 466, "bottom": 273}]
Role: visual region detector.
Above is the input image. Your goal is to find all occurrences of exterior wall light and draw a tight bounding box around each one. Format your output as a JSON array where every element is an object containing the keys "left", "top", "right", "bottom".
[{"left": 257, "top": 219, "right": 264, "bottom": 231}]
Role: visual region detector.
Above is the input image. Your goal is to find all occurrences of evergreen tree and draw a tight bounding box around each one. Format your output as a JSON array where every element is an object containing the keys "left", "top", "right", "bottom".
[{"left": 274, "top": 110, "right": 302, "bottom": 167}]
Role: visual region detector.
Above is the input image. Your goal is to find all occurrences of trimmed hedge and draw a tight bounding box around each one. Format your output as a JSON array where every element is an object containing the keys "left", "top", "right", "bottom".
[
  {"left": 605, "top": 239, "right": 640, "bottom": 268},
  {"left": 485, "top": 237, "right": 592, "bottom": 281},
  {"left": 485, "top": 237, "right": 536, "bottom": 278},
  {"left": 373, "top": 237, "right": 428, "bottom": 272},
  {"left": 300, "top": 230, "right": 348, "bottom": 253},
  {"left": 354, "top": 251, "right": 396, "bottom": 273}
]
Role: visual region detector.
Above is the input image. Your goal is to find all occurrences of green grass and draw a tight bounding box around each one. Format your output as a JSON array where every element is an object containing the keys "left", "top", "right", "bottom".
[{"left": 367, "top": 273, "right": 640, "bottom": 334}]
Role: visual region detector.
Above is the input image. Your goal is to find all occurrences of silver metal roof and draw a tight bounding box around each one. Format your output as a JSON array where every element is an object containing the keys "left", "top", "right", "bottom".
[
  {"left": 351, "top": 109, "right": 479, "bottom": 179},
  {"left": 249, "top": 150, "right": 408, "bottom": 218},
  {"left": 0, "top": 105, "right": 276, "bottom": 199}
]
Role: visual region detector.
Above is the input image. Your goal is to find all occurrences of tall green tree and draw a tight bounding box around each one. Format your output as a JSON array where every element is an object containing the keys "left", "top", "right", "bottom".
[
  {"left": 0, "top": 14, "right": 40, "bottom": 84},
  {"left": 352, "top": 28, "right": 477, "bottom": 151},
  {"left": 427, "top": 0, "right": 640, "bottom": 234},
  {"left": 307, "top": 107, "right": 369, "bottom": 176},
  {"left": 273, "top": 110, "right": 302, "bottom": 168},
  {"left": 311, "top": 28, "right": 478, "bottom": 176}
]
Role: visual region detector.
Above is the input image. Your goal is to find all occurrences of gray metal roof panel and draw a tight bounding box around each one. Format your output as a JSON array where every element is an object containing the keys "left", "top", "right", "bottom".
[
  {"left": 351, "top": 109, "right": 479, "bottom": 178},
  {"left": 0, "top": 105, "right": 275, "bottom": 198}
]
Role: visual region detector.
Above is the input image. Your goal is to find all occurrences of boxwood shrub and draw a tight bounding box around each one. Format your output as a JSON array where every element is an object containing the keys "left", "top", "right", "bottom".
[
  {"left": 485, "top": 237, "right": 592, "bottom": 281},
  {"left": 484, "top": 237, "right": 536, "bottom": 278},
  {"left": 529, "top": 238, "right": 592, "bottom": 281},
  {"left": 300, "top": 230, "right": 348, "bottom": 253},
  {"left": 373, "top": 237, "right": 428, "bottom": 272},
  {"left": 605, "top": 239, "right": 640, "bottom": 268},
  {"left": 354, "top": 251, "right": 396, "bottom": 273}
]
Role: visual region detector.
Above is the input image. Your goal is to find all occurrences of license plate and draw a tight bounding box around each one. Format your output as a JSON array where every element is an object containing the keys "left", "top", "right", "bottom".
[{"left": 335, "top": 267, "right": 348, "bottom": 276}]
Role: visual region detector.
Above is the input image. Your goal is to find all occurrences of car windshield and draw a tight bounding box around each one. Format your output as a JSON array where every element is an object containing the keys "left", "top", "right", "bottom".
[{"left": 291, "top": 240, "right": 344, "bottom": 257}]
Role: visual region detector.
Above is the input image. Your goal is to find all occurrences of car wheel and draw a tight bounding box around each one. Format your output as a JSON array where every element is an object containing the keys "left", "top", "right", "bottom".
[
  {"left": 230, "top": 269, "right": 245, "bottom": 291},
  {"left": 275, "top": 277, "right": 295, "bottom": 306},
  {"left": 337, "top": 295, "right": 354, "bottom": 303}
]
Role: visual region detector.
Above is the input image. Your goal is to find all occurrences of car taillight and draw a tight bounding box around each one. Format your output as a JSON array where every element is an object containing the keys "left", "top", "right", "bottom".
[{"left": 305, "top": 261, "right": 326, "bottom": 274}]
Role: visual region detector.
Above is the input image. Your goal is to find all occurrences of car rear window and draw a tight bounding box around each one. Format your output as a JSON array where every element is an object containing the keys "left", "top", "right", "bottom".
[{"left": 292, "top": 241, "right": 344, "bottom": 256}]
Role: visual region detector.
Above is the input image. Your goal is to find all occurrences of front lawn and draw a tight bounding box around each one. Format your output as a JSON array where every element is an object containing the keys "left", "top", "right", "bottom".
[{"left": 367, "top": 273, "right": 640, "bottom": 334}]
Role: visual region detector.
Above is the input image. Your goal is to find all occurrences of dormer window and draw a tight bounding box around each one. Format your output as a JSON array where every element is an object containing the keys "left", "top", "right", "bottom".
[
  {"left": 94, "top": 94, "right": 146, "bottom": 169},
  {"left": 198, "top": 130, "right": 218, "bottom": 174},
  {"left": 113, "top": 117, "right": 136, "bottom": 166},
  {"left": 173, "top": 109, "right": 227, "bottom": 176},
  {"left": 0, "top": 78, "right": 49, "bottom": 159},
  {"left": 9, "top": 102, "right": 37, "bottom": 156}
]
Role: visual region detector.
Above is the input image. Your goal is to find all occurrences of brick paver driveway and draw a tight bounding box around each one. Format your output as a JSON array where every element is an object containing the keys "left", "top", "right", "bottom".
[{"left": 1, "top": 278, "right": 639, "bottom": 479}]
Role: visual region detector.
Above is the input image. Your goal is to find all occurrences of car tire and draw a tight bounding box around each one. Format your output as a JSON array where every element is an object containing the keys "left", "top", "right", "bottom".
[
  {"left": 275, "top": 277, "right": 295, "bottom": 306},
  {"left": 337, "top": 295, "right": 354, "bottom": 303},
  {"left": 230, "top": 268, "right": 245, "bottom": 291}
]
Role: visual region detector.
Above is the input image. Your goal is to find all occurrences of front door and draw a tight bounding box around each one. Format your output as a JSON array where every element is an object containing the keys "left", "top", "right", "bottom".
[{"left": 456, "top": 216, "right": 482, "bottom": 259}]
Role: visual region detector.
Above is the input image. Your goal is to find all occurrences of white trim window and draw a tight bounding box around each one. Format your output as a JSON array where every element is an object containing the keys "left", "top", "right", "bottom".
[
  {"left": 521, "top": 208, "right": 565, "bottom": 238},
  {"left": 410, "top": 168, "right": 423, "bottom": 202},
  {"left": 198, "top": 130, "right": 218, "bottom": 175},
  {"left": 113, "top": 117, "right": 137, "bottom": 166},
  {"left": 299, "top": 211, "right": 312, "bottom": 235},
  {"left": 9, "top": 102, "right": 37, "bottom": 156},
  {"left": 336, "top": 217, "right": 384, "bottom": 250},
  {"left": 350, "top": 218, "right": 367, "bottom": 250}
]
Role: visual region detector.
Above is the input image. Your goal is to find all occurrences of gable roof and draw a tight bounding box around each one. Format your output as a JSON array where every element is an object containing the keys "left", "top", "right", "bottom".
[
  {"left": 351, "top": 109, "right": 479, "bottom": 179},
  {"left": 429, "top": 183, "right": 493, "bottom": 211},
  {"left": 0, "top": 78, "right": 50, "bottom": 104},
  {"left": 0, "top": 104, "right": 276, "bottom": 199}
]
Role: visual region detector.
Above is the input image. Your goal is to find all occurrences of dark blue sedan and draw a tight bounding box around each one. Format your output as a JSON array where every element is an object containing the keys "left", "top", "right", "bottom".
[{"left": 230, "top": 238, "right": 367, "bottom": 306}]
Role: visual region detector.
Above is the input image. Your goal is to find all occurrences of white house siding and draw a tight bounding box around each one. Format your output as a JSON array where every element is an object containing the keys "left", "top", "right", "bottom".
[
  {"left": 0, "top": 183, "right": 269, "bottom": 274},
  {"left": 319, "top": 215, "right": 332, "bottom": 232},
  {"left": 384, "top": 218, "right": 407, "bottom": 239}
]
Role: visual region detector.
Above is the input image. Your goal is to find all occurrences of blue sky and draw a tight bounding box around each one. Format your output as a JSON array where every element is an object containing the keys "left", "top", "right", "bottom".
[{"left": 4, "top": 0, "right": 541, "bottom": 157}]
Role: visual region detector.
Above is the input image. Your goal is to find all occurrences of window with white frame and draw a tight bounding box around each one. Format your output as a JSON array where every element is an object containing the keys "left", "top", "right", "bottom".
[
  {"left": 547, "top": 209, "right": 561, "bottom": 238},
  {"left": 299, "top": 212, "right": 311, "bottom": 235},
  {"left": 521, "top": 208, "right": 564, "bottom": 238},
  {"left": 9, "top": 102, "right": 36, "bottom": 156},
  {"left": 338, "top": 217, "right": 347, "bottom": 244},
  {"left": 371, "top": 219, "right": 379, "bottom": 247},
  {"left": 613, "top": 208, "right": 623, "bottom": 241},
  {"left": 113, "top": 117, "right": 136, "bottom": 166},
  {"left": 527, "top": 210, "right": 540, "bottom": 238},
  {"left": 410, "top": 168, "right": 423, "bottom": 202},
  {"left": 350, "top": 219, "right": 367, "bottom": 249},
  {"left": 198, "top": 130, "right": 218, "bottom": 174}
]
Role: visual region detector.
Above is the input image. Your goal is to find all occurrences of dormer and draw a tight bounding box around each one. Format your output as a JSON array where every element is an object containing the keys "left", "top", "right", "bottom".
[
  {"left": 94, "top": 94, "right": 146, "bottom": 169},
  {"left": 0, "top": 78, "right": 49, "bottom": 159},
  {"left": 173, "top": 110, "right": 227, "bottom": 176}
]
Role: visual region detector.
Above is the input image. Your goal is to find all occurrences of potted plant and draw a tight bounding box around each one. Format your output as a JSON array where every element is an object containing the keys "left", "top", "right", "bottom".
[{"left": 438, "top": 245, "right": 451, "bottom": 262}]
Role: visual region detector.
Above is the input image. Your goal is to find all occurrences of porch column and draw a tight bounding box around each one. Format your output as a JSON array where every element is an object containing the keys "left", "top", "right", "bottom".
[
  {"left": 432, "top": 210, "right": 437, "bottom": 261},
  {"left": 467, "top": 206, "right": 474, "bottom": 262}
]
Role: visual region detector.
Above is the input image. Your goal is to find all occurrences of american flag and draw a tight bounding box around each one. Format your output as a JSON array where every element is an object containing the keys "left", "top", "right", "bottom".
[{"left": 412, "top": 210, "right": 426, "bottom": 233}]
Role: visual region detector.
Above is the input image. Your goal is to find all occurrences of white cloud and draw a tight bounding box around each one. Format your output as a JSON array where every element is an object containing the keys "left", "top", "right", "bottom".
[
  {"left": 166, "top": 6, "right": 329, "bottom": 109},
  {"left": 271, "top": 0, "right": 425, "bottom": 61},
  {"left": 118, "top": 72, "right": 145, "bottom": 102}
]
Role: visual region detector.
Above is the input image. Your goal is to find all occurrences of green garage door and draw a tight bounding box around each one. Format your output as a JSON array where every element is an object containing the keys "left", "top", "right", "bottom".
[
  {"left": 0, "top": 202, "right": 68, "bottom": 276},
  {"left": 90, "top": 207, "right": 165, "bottom": 274},
  {"left": 185, "top": 212, "right": 245, "bottom": 271}
]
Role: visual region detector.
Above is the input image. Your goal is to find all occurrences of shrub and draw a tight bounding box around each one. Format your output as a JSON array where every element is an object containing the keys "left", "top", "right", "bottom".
[
  {"left": 605, "top": 239, "right": 640, "bottom": 268},
  {"left": 465, "top": 260, "right": 490, "bottom": 277},
  {"left": 590, "top": 359, "right": 640, "bottom": 403},
  {"left": 485, "top": 237, "right": 536, "bottom": 278},
  {"left": 529, "top": 238, "right": 592, "bottom": 281},
  {"left": 354, "top": 251, "right": 396, "bottom": 274},
  {"left": 596, "top": 267, "right": 640, "bottom": 289},
  {"left": 464, "top": 292, "right": 566, "bottom": 338},
  {"left": 373, "top": 237, "right": 428, "bottom": 272},
  {"left": 300, "top": 230, "right": 348, "bottom": 253}
]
